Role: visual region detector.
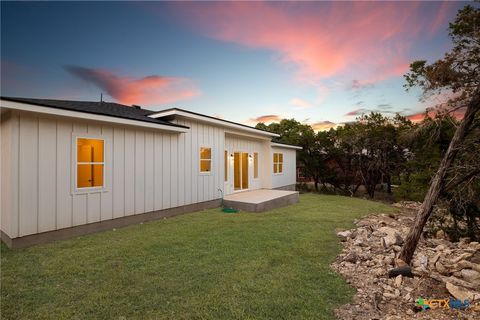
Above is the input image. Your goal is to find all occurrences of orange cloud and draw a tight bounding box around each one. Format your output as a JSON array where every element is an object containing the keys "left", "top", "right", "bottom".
[
  {"left": 311, "top": 121, "right": 337, "bottom": 132},
  {"left": 65, "top": 66, "right": 199, "bottom": 106},
  {"left": 250, "top": 114, "right": 281, "bottom": 124},
  {"left": 169, "top": 1, "right": 452, "bottom": 84},
  {"left": 407, "top": 108, "right": 465, "bottom": 123}
]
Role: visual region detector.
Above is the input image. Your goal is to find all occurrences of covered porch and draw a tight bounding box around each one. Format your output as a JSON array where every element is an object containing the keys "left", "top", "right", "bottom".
[{"left": 223, "top": 189, "right": 299, "bottom": 212}]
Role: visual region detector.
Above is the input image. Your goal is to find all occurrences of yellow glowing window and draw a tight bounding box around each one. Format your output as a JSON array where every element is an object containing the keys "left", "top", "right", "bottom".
[
  {"left": 76, "top": 138, "right": 104, "bottom": 188},
  {"left": 254, "top": 152, "right": 258, "bottom": 178},
  {"left": 273, "top": 152, "right": 283, "bottom": 174},
  {"left": 200, "top": 147, "right": 211, "bottom": 173},
  {"left": 224, "top": 150, "right": 228, "bottom": 181}
]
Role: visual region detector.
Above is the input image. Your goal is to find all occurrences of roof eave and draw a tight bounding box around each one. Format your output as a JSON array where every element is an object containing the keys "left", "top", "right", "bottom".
[
  {"left": 271, "top": 142, "right": 303, "bottom": 150},
  {"left": 149, "top": 108, "right": 280, "bottom": 138},
  {"left": 0, "top": 99, "right": 189, "bottom": 133}
]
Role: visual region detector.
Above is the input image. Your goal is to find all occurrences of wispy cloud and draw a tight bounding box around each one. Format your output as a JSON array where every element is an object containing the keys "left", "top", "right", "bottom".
[
  {"left": 349, "top": 80, "right": 374, "bottom": 91},
  {"left": 168, "top": 1, "right": 454, "bottom": 84},
  {"left": 289, "top": 97, "right": 312, "bottom": 109},
  {"left": 407, "top": 108, "right": 465, "bottom": 123},
  {"left": 345, "top": 108, "right": 372, "bottom": 116},
  {"left": 249, "top": 114, "right": 281, "bottom": 124},
  {"left": 65, "top": 66, "right": 199, "bottom": 105},
  {"left": 311, "top": 121, "right": 337, "bottom": 131}
]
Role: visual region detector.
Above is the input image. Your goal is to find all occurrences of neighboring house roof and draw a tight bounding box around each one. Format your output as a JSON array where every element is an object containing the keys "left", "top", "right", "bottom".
[
  {"left": 271, "top": 141, "right": 303, "bottom": 150},
  {"left": 148, "top": 107, "right": 280, "bottom": 138},
  {"left": 0, "top": 97, "right": 189, "bottom": 130}
]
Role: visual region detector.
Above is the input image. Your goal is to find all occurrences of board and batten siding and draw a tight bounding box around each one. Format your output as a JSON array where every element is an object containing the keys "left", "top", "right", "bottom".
[
  {"left": 1, "top": 111, "right": 224, "bottom": 239},
  {"left": 271, "top": 147, "right": 297, "bottom": 189}
]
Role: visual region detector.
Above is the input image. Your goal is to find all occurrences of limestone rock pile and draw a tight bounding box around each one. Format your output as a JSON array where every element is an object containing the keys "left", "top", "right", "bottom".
[{"left": 332, "top": 207, "right": 479, "bottom": 320}]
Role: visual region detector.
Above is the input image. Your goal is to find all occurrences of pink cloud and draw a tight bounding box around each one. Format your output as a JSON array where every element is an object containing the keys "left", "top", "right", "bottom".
[
  {"left": 65, "top": 66, "right": 199, "bottom": 105},
  {"left": 407, "top": 108, "right": 465, "bottom": 123},
  {"left": 311, "top": 121, "right": 337, "bottom": 132},
  {"left": 345, "top": 108, "right": 371, "bottom": 117},
  {"left": 249, "top": 114, "right": 281, "bottom": 124},
  {"left": 168, "top": 1, "right": 455, "bottom": 84}
]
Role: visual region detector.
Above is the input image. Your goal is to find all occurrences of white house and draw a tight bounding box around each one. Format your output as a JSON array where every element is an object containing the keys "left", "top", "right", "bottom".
[{"left": 0, "top": 97, "right": 301, "bottom": 247}]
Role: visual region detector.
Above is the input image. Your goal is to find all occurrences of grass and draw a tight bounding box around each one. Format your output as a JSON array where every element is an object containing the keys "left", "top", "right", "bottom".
[{"left": 1, "top": 194, "right": 395, "bottom": 320}]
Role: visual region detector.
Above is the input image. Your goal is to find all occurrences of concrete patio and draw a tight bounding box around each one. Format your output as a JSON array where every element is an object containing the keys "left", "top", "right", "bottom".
[{"left": 223, "top": 189, "right": 299, "bottom": 212}]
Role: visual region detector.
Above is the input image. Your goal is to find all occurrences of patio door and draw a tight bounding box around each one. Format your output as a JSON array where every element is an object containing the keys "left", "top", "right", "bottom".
[{"left": 233, "top": 152, "right": 249, "bottom": 191}]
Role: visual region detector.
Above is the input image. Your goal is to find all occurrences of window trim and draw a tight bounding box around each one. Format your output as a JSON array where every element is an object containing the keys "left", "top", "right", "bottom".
[
  {"left": 199, "top": 146, "right": 213, "bottom": 175},
  {"left": 72, "top": 134, "right": 108, "bottom": 194},
  {"left": 224, "top": 150, "right": 228, "bottom": 182},
  {"left": 273, "top": 152, "right": 284, "bottom": 175},
  {"left": 253, "top": 152, "right": 259, "bottom": 179}
]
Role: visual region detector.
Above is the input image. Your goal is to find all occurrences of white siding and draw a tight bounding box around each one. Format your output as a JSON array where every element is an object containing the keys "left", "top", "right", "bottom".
[
  {"left": 224, "top": 134, "right": 264, "bottom": 195},
  {"left": 271, "top": 147, "right": 297, "bottom": 189},
  {"left": 1, "top": 111, "right": 297, "bottom": 239}
]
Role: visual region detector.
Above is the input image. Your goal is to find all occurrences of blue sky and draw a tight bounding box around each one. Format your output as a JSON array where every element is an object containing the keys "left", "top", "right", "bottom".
[{"left": 1, "top": 1, "right": 468, "bottom": 129}]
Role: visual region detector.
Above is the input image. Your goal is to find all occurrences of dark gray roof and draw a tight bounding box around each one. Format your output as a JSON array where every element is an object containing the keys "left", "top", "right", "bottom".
[{"left": 1, "top": 96, "right": 188, "bottom": 129}]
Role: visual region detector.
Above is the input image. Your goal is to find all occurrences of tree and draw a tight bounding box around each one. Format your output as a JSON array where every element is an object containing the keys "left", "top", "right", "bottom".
[{"left": 399, "top": 4, "right": 480, "bottom": 264}]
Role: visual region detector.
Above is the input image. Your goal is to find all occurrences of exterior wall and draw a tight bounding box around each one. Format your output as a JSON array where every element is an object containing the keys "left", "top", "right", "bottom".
[
  {"left": 1, "top": 111, "right": 224, "bottom": 239},
  {"left": 224, "top": 134, "right": 264, "bottom": 195},
  {"left": 1, "top": 111, "right": 17, "bottom": 239},
  {"left": 271, "top": 147, "right": 297, "bottom": 189}
]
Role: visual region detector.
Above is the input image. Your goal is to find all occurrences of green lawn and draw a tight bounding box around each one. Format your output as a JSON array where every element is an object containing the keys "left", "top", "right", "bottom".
[{"left": 1, "top": 194, "right": 394, "bottom": 320}]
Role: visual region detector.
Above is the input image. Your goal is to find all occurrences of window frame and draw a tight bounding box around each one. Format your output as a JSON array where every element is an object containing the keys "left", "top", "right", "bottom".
[
  {"left": 72, "top": 134, "right": 108, "bottom": 194},
  {"left": 273, "top": 152, "right": 284, "bottom": 175},
  {"left": 199, "top": 146, "right": 213, "bottom": 175}
]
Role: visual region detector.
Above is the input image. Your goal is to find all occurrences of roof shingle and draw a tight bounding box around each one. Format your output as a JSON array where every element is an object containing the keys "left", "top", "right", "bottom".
[{"left": 1, "top": 97, "right": 188, "bottom": 128}]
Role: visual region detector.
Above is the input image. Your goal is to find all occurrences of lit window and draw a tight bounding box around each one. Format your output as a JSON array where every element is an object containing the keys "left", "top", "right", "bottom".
[
  {"left": 254, "top": 152, "right": 258, "bottom": 178},
  {"left": 200, "top": 147, "right": 211, "bottom": 173},
  {"left": 273, "top": 152, "right": 283, "bottom": 174},
  {"left": 77, "top": 138, "right": 104, "bottom": 188},
  {"left": 224, "top": 150, "right": 228, "bottom": 181}
]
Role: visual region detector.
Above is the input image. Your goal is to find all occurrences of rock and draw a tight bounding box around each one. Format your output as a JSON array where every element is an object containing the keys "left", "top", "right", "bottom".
[
  {"left": 378, "top": 227, "right": 404, "bottom": 248},
  {"left": 394, "top": 258, "right": 408, "bottom": 267},
  {"left": 383, "top": 292, "right": 397, "bottom": 299},
  {"left": 451, "top": 252, "right": 473, "bottom": 264},
  {"left": 435, "top": 261, "right": 449, "bottom": 276},
  {"left": 468, "top": 250, "right": 480, "bottom": 264},
  {"left": 446, "top": 282, "right": 480, "bottom": 302},
  {"left": 394, "top": 275, "right": 403, "bottom": 287},
  {"left": 419, "top": 254, "right": 428, "bottom": 269},
  {"left": 404, "top": 292, "right": 411, "bottom": 301},
  {"left": 337, "top": 230, "right": 352, "bottom": 240},
  {"left": 392, "top": 245, "right": 402, "bottom": 252},
  {"left": 343, "top": 252, "right": 359, "bottom": 263},
  {"left": 382, "top": 233, "right": 404, "bottom": 248},
  {"left": 374, "top": 268, "right": 385, "bottom": 276},
  {"left": 388, "top": 266, "right": 413, "bottom": 278},
  {"left": 461, "top": 269, "right": 480, "bottom": 282},
  {"left": 430, "top": 252, "right": 441, "bottom": 266},
  {"left": 436, "top": 229, "right": 446, "bottom": 239},
  {"left": 353, "top": 238, "right": 364, "bottom": 246}
]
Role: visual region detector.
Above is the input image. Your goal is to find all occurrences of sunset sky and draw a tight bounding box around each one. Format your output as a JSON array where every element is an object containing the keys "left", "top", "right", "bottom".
[{"left": 1, "top": 1, "right": 469, "bottom": 130}]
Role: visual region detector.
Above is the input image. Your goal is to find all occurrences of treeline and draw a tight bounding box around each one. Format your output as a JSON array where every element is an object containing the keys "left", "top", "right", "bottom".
[{"left": 256, "top": 110, "right": 479, "bottom": 240}]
